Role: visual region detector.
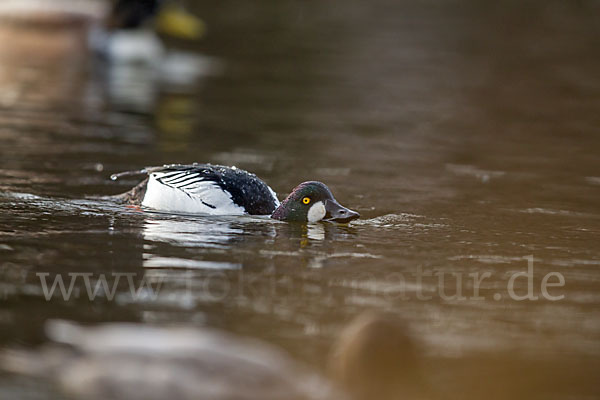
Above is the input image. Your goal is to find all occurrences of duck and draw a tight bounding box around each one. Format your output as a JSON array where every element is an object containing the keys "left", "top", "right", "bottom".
[
  {"left": 110, "top": 164, "right": 361, "bottom": 223},
  {"left": 0, "top": 312, "right": 428, "bottom": 400},
  {"left": 91, "top": 0, "right": 206, "bottom": 65}
]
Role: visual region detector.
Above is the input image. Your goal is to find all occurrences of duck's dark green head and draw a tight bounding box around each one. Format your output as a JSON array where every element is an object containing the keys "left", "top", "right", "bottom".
[{"left": 271, "top": 181, "right": 360, "bottom": 223}]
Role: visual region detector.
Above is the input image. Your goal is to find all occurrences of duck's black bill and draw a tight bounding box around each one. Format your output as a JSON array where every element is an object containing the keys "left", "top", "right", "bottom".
[{"left": 324, "top": 199, "right": 360, "bottom": 223}]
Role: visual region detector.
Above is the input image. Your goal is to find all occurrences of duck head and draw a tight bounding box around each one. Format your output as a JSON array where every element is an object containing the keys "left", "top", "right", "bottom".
[{"left": 271, "top": 181, "right": 360, "bottom": 223}]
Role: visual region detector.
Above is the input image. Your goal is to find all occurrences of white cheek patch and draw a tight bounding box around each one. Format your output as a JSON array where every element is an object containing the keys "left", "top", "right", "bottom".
[{"left": 307, "top": 201, "right": 326, "bottom": 222}]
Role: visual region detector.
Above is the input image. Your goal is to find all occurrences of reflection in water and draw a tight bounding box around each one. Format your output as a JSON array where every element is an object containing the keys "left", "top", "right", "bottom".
[
  {"left": 143, "top": 257, "right": 241, "bottom": 270},
  {"left": 306, "top": 224, "right": 325, "bottom": 241},
  {"left": 103, "top": 62, "right": 159, "bottom": 113},
  {"left": 97, "top": 53, "right": 221, "bottom": 114},
  {"left": 141, "top": 214, "right": 255, "bottom": 270},
  {"left": 143, "top": 215, "right": 248, "bottom": 248}
]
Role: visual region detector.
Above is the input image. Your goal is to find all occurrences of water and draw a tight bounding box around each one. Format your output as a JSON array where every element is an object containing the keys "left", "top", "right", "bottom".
[{"left": 1, "top": 0, "right": 599, "bottom": 399}]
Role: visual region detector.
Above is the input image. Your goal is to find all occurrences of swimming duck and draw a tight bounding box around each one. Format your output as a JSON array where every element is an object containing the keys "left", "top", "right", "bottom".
[
  {"left": 91, "top": 0, "right": 205, "bottom": 64},
  {"left": 111, "top": 164, "right": 360, "bottom": 223}
]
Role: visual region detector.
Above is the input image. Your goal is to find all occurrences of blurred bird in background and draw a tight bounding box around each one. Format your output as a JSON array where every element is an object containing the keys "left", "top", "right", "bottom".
[{"left": 0, "top": 0, "right": 205, "bottom": 61}]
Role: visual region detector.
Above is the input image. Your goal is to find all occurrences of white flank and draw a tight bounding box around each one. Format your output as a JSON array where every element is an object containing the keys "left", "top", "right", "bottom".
[
  {"left": 307, "top": 201, "right": 326, "bottom": 222},
  {"left": 142, "top": 173, "right": 246, "bottom": 215}
]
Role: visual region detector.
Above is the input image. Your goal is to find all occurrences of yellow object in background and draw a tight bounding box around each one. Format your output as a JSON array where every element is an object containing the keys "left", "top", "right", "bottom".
[{"left": 156, "top": 5, "right": 205, "bottom": 40}]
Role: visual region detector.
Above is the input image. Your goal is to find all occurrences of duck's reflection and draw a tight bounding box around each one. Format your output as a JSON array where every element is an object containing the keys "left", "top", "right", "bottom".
[
  {"left": 306, "top": 223, "right": 325, "bottom": 241},
  {"left": 142, "top": 215, "right": 248, "bottom": 249},
  {"left": 132, "top": 213, "right": 371, "bottom": 313},
  {"left": 95, "top": 53, "right": 221, "bottom": 115},
  {"left": 140, "top": 213, "right": 362, "bottom": 271},
  {"left": 141, "top": 215, "right": 256, "bottom": 269},
  {"left": 141, "top": 214, "right": 359, "bottom": 251}
]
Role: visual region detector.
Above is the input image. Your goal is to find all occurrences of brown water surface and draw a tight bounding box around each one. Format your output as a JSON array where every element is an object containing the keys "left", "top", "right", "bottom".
[{"left": 0, "top": 1, "right": 599, "bottom": 399}]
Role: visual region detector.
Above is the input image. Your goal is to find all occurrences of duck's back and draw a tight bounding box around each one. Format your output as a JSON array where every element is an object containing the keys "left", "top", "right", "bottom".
[{"left": 119, "top": 164, "right": 280, "bottom": 216}]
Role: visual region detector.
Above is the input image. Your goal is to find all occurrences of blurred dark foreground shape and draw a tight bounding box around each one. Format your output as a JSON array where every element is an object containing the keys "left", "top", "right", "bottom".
[
  {"left": 0, "top": 312, "right": 429, "bottom": 400},
  {"left": 330, "top": 312, "right": 431, "bottom": 400}
]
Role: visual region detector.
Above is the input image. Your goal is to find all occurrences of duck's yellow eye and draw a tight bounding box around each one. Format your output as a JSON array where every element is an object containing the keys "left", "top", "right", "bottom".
[{"left": 302, "top": 197, "right": 311, "bottom": 205}]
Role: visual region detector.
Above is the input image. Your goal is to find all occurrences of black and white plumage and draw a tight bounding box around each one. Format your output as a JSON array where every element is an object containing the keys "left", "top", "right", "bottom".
[
  {"left": 112, "top": 163, "right": 360, "bottom": 223},
  {"left": 114, "top": 164, "right": 280, "bottom": 215}
]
